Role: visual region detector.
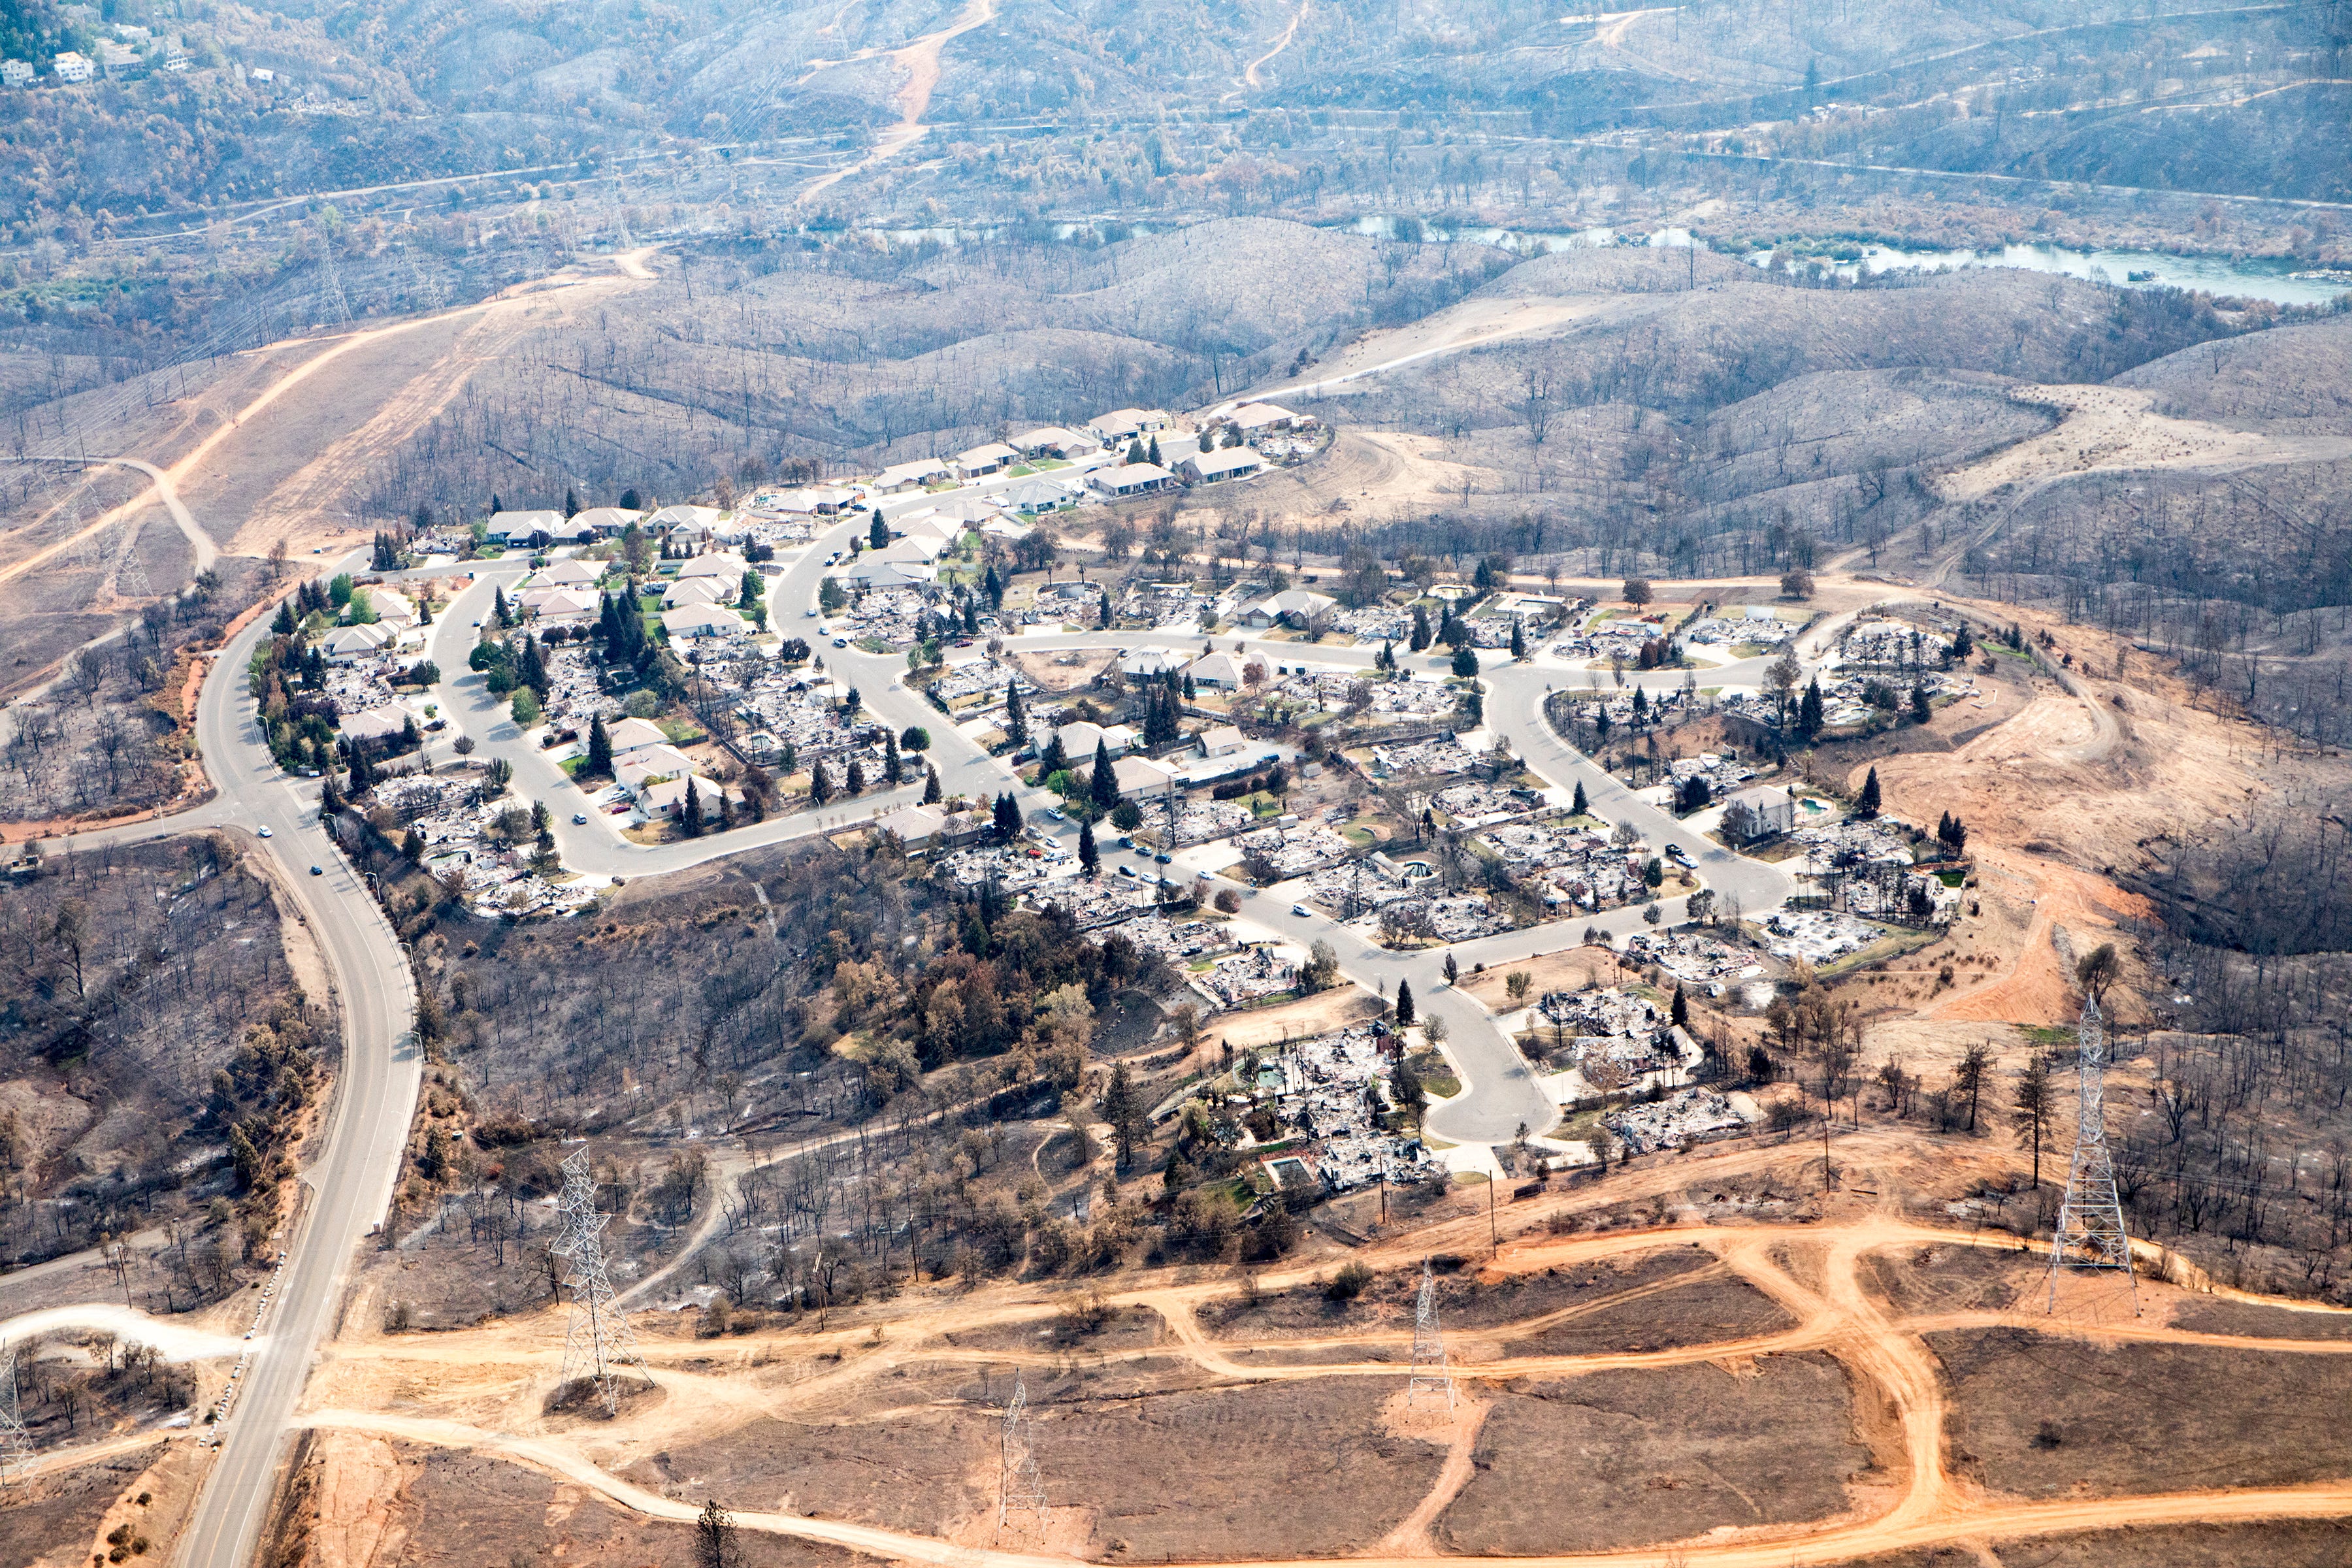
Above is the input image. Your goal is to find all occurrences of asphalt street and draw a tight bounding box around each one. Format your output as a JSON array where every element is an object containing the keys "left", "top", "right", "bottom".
[{"left": 39, "top": 551, "right": 419, "bottom": 1568}]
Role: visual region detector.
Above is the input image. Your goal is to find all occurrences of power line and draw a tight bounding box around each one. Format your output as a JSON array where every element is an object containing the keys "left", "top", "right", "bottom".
[
  {"left": 1407, "top": 1258, "right": 1456, "bottom": 1411},
  {"left": 0, "top": 1343, "right": 35, "bottom": 1487},
  {"left": 2048, "top": 993, "right": 2138, "bottom": 1315},
  {"left": 555, "top": 1148, "right": 646, "bottom": 1414},
  {"left": 997, "top": 1372, "right": 1048, "bottom": 1541}
]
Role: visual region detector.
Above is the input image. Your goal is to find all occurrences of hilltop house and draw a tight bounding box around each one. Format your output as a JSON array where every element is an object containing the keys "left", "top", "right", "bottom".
[
  {"left": 1086, "top": 463, "right": 1175, "bottom": 500},
  {"left": 1722, "top": 787, "right": 1797, "bottom": 842},
  {"left": 1089, "top": 408, "right": 1171, "bottom": 446},
  {"left": 1179, "top": 446, "right": 1264, "bottom": 485},
  {"left": 1240, "top": 589, "right": 1337, "bottom": 634},
  {"left": 1013, "top": 427, "right": 1100, "bottom": 460},
  {"left": 953, "top": 442, "right": 1020, "bottom": 478}
]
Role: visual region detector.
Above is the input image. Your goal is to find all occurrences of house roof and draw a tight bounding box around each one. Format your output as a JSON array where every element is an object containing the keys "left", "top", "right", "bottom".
[
  {"left": 1200, "top": 723, "right": 1245, "bottom": 752},
  {"left": 1052, "top": 719, "right": 1134, "bottom": 757},
  {"left": 488, "top": 510, "right": 563, "bottom": 538},
  {"left": 571, "top": 507, "right": 642, "bottom": 533},
  {"left": 617, "top": 744, "right": 698, "bottom": 790},
  {"left": 875, "top": 459, "right": 949, "bottom": 486},
  {"left": 649, "top": 504, "right": 723, "bottom": 530},
  {"left": 606, "top": 717, "right": 669, "bottom": 753},
  {"left": 958, "top": 442, "right": 1019, "bottom": 465},
  {"left": 1230, "top": 401, "right": 1298, "bottom": 428},
  {"left": 340, "top": 706, "right": 409, "bottom": 742},
  {"left": 323, "top": 623, "right": 395, "bottom": 653},
  {"left": 1725, "top": 787, "right": 1793, "bottom": 812},
  {"left": 660, "top": 603, "right": 749, "bottom": 636},
  {"left": 1092, "top": 407, "right": 1166, "bottom": 433},
  {"left": 674, "top": 551, "right": 749, "bottom": 580},
  {"left": 362, "top": 587, "right": 418, "bottom": 624},
  {"left": 1186, "top": 651, "right": 1250, "bottom": 685},
  {"left": 1113, "top": 755, "right": 1180, "bottom": 796},
  {"left": 874, "top": 804, "right": 948, "bottom": 843},
  {"left": 529, "top": 587, "right": 600, "bottom": 617},
  {"left": 1184, "top": 446, "right": 1264, "bottom": 478},
  {"left": 1090, "top": 462, "right": 1173, "bottom": 491},
  {"left": 640, "top": 774, "right": 726, "bottom": 813},
  {"left": 1014, "top": 425, "right": 1088, "bottom": 450},
  {"left": 1254, "top": 589, "right": 1336, "bottom": 617},
  {"left": 525, "top": 560, "right": 600, "bottom": 588},
  {"left": 662, "top": 576, "right": 732, "bottom": 607}
]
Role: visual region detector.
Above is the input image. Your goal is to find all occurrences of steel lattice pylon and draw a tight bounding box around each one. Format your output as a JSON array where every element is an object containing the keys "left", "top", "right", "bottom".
[
  {"left": 555, "top": 1149, "right": 644, "bottom": 1413},
  {"left": 0, "top": 1343, "right": 35, "bottom": 1488},
  {"left": 998, "top": 1373, "right": 1048, "bottom": 1539},
  {"left": 1407, "top": 1260, "right": 1456, "bottom": 1411},
  {"left": 2047, "top": 994, "right": 2139, "bottom": 1315}
]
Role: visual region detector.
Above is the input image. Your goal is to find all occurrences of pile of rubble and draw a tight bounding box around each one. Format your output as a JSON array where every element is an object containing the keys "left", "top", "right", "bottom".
[
  {"left": 1837, "top": 616, "right": 1953, "bottom": 669},
  {"left": 928, "top": 657, "right": 1026, "bottom": 707},
  {"left": 1237, "top": 821, "right": 1355, "bottom": 877},
  {"left": 1103, "top": 914, "right": 1233, "bottom": 961},
  {"left": 1166, "top": 798, "right": 1259, "bottom": 844},
  {"left": 1370, "top": 737, "right": 1477, "bottom": 777},
  {"left": 1680, "top": 611, "right": 1796, "bottom": 649},
  {"left": 1475, "top": 818, "right": 1644, "bottom": 913},
  {"left": 1120, "top": 583, "right": 1215, "bottom": 628},
  {"left": 1260, "top": 1025, "right": 1439, "bottom": 1191},
  {"left": 1603, "top": 1087, "right": 1750, "bottom": 1153},
  {"left": 1037, "top": 875, "right": 1160, "bottom": 928},
  {"left": 1373, "top": 891, "right": 1512, "bottom": 945},
  {"left": 1759, "top": 909, "right": 1886, "bottom": 965},
  {"left": 1326, "top": 606, "right": 1412, "bottom": 642},
  {"left": 936, "top": 838, "right": 1071, "bottom": 892},
  {"left": 1618, "top": 930, "right": 1767, "bottom": 992},
  {"left": 1196, "top": 944, "right": 1298, "bottom": 1007},
  {"left": 1433, "top": 781, "right": 1529, "bottom": 828}
]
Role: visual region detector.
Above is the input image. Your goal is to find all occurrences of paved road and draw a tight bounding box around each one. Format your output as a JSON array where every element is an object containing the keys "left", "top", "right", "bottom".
[{"left": 36, "top": 551, "right": 419, "bottom": 1568}]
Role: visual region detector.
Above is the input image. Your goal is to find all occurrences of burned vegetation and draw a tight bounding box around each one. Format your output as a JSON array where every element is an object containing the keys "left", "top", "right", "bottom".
[
  {"left": 376, "top": 834, "right": 1233, "bottom": 1325},
  {"left": 0, "top": 834, "right": 324, "bottom": 1307}
]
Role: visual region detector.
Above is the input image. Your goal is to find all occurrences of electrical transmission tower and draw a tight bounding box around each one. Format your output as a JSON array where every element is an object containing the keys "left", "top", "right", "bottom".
[
  {"left": 555, "top": 1149, "right": 644, "bottom": 1413},
  {"left": 1407, "top": 1260, "right": 1455, "bottom": 1411},
  {"left": 314, "top": 237, "right": 351, "bottom": 329},
  {"left": 2047, "top": 994, "right": 2138, "bottom": 1315},
  {"left": 1, "top": 1344, "right": 34, "bottom": 1488},
  {"left": 997, "top": 1373, "right": 1048, "bottom": 1540}
]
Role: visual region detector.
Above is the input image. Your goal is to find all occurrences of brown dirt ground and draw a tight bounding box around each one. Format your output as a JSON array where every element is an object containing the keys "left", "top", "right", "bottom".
[
  {"left": 2166, "top": 1295, "right": 2352, "bottom": 1341},
  {"left": 1857, "top": 1241, "right": 2045, "bottom": 1318},
  {"left": 0, "top": 1441, "right": 168, "bottom": 1568},
  {"left": 1202, "top": 985, "right": 1383, "bottom": 1052},
  {"left": 1933, "top": 1330, "right": 2352, "bottom": 1499},
  {"left": 1028, "top": 1377, "right": 1448, "bottom": 1560},
  {"left": 617, "top": 1412, "right": 988, "bottom": 1533},
  {"left": 349, "top": 1436, "right": 857, "bottom": 1568},
  {"left": 1862, "top": 1522, "right": 2352, "bottom": 1567},
  {"left": 1458, "top": 944, "right": 1631, "bottom": 1010},
  {"left": 1434, "top": 1354, "right": 1869, "bottom": 1553}
]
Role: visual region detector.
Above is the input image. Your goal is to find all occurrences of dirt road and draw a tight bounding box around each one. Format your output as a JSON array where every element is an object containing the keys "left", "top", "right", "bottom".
[{"left": 269, "top": 1173, "right": 2352, "bottom": 1568}]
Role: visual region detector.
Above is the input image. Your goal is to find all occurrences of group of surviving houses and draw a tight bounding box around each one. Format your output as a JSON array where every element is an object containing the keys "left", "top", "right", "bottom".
[{"left": 459, "top": 400, "right": 1315, "bottom": 563}]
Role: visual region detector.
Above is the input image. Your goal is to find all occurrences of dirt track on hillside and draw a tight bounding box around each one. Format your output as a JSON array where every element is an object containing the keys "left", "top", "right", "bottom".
[{"left": 254, "top": 1154, "right": 2352, "bottom": 1568}]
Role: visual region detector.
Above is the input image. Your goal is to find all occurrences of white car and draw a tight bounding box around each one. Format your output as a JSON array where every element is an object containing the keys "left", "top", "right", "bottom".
[
  {"left": 1291, "top": 903, "right": 1310, "bottom": 917},
  {"left": 257, "top": 825, "right": 273, "bottom": 838}
]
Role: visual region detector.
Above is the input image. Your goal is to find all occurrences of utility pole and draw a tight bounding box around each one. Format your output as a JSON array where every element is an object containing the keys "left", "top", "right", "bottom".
[{"left": 2047, "top": 994, "right": 2138, "bottom": 1315}]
